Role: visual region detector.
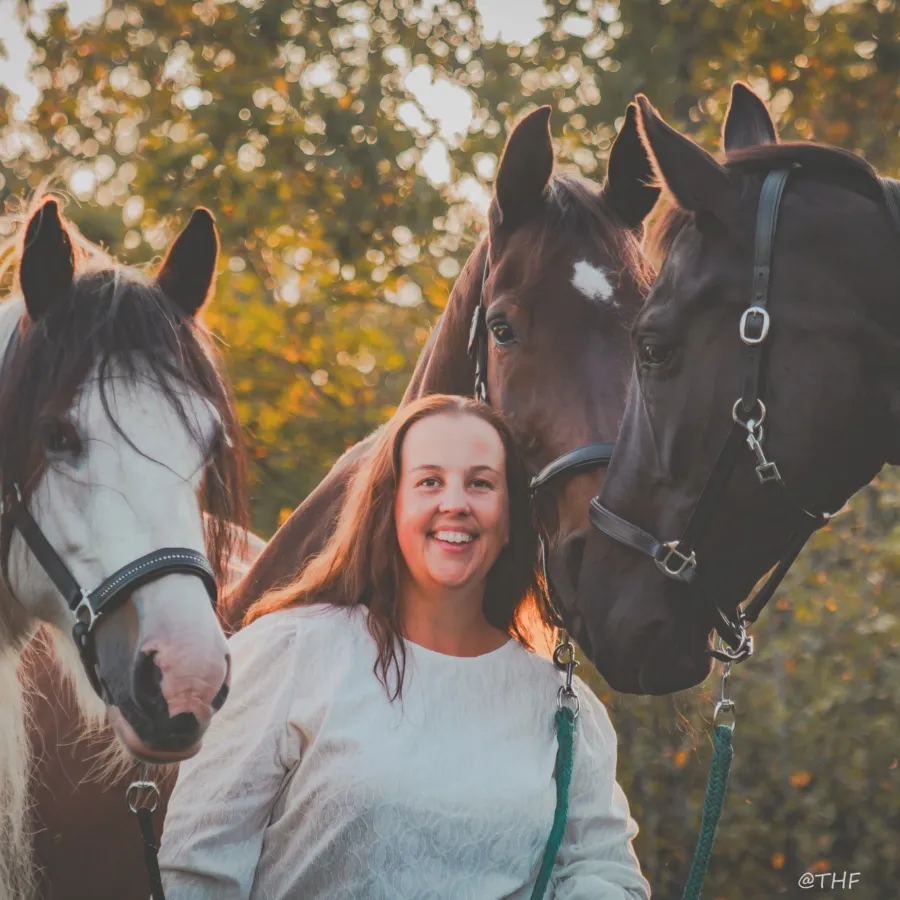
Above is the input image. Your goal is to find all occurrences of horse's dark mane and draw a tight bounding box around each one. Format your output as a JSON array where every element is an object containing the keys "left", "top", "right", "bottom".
[
  {"left": 646, "top": 140, "right": 890, "bottom": 270},
  {"left": 0, "top": 206, "right": 247, "bottom": 580},
  {"left": 527, "top": 172, "right": 652, "bottom": 296}
]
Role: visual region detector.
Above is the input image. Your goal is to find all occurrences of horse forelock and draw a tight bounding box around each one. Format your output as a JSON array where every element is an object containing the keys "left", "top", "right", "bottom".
[
  {"left": 505, "top": 172, "right": 652, "bottom": 302},
  {"left": 0, "top": 230, "right": 247, "bottom": 585}
]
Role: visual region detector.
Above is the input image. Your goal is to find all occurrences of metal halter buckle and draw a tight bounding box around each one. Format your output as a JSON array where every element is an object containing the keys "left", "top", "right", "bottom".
[
  {"left": 553, "top": 638, "right": 580, "bottom": 719},
  {"left": 707, "top": 619, "right": 755, "bottom": 664},
  {"left": 713, "top": 658, "right": 737, "bottom": 730},
  {"left": 127, "top": 766, "right": 161, "bottom": 813},
  {"left": 72, "top": 591, "right": 98, "bottom": 631},
  {"left": 739, "top": 306, "right": 770, "bottom": 345},
  {"left": 655, "top": 541, "right": 697, "bottom": 580}
]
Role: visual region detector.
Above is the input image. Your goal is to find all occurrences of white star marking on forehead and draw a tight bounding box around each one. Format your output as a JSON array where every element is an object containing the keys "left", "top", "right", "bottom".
[{"left": 571, "top": 260, "right": 618, "bottom": 307}]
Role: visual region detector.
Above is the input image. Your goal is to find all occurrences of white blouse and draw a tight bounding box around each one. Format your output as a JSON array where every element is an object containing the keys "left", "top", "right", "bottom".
[{"left": 159, "top": 604, "right": 651, "bottom": 900}]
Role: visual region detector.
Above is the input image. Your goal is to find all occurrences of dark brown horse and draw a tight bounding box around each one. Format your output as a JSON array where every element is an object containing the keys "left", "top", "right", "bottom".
[
  {"left": 26, "top": 104, "right": 659, "bottom": 898},
  {"left": 574, "top": 82, "right": 900, "bottom": 695}
]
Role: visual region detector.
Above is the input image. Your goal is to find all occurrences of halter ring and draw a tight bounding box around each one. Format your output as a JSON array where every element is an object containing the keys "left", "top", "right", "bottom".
[{"left": 732, "top": 398, "right": 767, "bottom": 431}]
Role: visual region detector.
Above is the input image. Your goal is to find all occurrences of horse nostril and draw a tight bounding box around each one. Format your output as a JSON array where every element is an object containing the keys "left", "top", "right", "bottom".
[
  {"left": 133, "top": 651, "right": 169, "bottom": 720},
  {"left": 167, "top": 712, "right": 202, "bottom": 743}
]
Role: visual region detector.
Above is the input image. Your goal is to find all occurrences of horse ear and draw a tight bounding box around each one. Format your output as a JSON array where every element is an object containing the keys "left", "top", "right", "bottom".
[
  {"left": 156, "top": 208, "right": 219, "bottom": 317},
  {"left": 602, "top": 103, "right": 660, "bottom": 229},
  {"left": 19, "top": 199, "right": 75, "bottom": 322},
  {"left": 722, "top": 82, "right": 778, "bottom": 152},
  {"left": 492, "top": 105, "right": 553, "bottom": 231},
  {"left": 636, "top": 94, "right": 738, "bottom": 223}
]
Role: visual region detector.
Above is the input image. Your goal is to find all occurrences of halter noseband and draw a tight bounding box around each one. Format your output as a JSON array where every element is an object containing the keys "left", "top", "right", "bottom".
[
  {"left": 588, "top": 168, "right": 835, "bottom": 661},
  {"left": 467, "top": 251, "right": 615, "bottom": 628},
  {"left": 0, "top": 323, "right": 219, "bottom": 698}
]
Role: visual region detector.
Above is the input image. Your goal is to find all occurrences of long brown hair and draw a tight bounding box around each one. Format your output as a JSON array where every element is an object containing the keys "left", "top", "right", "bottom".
[{"left": 246, "top": 394, "right": 554, "bottom": 698}]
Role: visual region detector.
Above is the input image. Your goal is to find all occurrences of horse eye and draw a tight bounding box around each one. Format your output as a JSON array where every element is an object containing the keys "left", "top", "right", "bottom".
[
  {"left": 40, "top": 418, "right": 82, "bottom": 456},
  {"left": 490, "top": 321, "right": 516, "bottom": 346},
  {"left": 638, "top": 339, "right": 674, "bottom": 369}
]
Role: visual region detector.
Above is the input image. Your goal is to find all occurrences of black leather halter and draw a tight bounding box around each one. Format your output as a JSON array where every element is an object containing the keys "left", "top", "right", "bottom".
[
  {"left": 588, "top": 168, "right": 836, "bottom": 662},
  {"left": 467, "top": 253, "right": 615, "bottom": 626},
  {"left": 0, "top": 323, "right": 218, "bottom": 697}
]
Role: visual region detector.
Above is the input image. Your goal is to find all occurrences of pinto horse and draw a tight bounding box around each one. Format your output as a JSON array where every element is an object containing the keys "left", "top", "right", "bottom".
[
  {"left": 577, "top": 82, "right": 900, "bottom": 695},
  {"left": 0, "top": 199, "right": 247, "bottom": 898},
  {"left": 26, "top": 104, "right": 659, "bottom": 898}
]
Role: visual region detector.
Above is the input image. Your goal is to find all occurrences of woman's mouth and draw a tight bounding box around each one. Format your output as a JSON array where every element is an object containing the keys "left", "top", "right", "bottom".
[{"left": 429, "top": 529, "right": 478, "bottom": 551}]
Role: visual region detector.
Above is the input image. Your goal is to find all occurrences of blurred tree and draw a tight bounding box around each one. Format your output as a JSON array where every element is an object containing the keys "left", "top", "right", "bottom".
[{"left": 1, "top": 0, "right": 898, "bottom": 896}]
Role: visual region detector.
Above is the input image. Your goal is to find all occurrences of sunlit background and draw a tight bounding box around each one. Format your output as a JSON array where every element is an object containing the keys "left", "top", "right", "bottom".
[
  {"left": 1, "top": 2, "right": 898, "bottom": 896},
  {"left": 1, "top": 0, "right": 560, "bottom": 196}
]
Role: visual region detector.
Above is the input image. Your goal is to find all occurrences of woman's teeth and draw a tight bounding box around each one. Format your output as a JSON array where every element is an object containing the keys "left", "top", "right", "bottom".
[{"left": 433, "top": 531, "right": 474, "bottom": 544}]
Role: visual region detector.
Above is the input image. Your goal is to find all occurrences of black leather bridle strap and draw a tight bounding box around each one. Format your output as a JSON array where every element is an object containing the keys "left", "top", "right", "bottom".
[
  {"left": 87, "top": 549, "right": 217, "bottom": 620},
  {"left": 740, "top": 522, "right": 818, "bottom": 626},
  {"left": 741, "top": 168, "right": 790, "bottom": 414},
  {"left": 530, "top": 443, "right": 615, "bottom": 493},
  {"left": 588, "top": 496, "right": 695, "bottom": 573},
  {"left": 4, "top": 486, "right": 83, "bottom": 609},
  {"left": 467, "top": 252, "right": 491, "bottom": 404}
]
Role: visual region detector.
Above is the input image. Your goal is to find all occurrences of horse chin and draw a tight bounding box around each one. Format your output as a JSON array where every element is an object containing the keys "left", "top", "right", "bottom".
[{"left": 107, "top": 707, "right": 203, "bottom": 764}]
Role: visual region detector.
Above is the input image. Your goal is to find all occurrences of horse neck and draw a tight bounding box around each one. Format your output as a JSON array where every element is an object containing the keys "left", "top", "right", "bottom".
[{"left": 401, "top": 239, "right": 486, "bottom": 403}]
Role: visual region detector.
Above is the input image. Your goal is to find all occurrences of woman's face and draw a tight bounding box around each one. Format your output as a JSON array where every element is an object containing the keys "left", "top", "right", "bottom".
[{"left": 394, "top": 412, "right": 510, "bottom": 596}]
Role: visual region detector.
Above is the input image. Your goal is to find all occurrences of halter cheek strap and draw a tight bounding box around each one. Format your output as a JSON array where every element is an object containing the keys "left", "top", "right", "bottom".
[{"left": 1, "top": 482, "right": 217, "bottom": 696}]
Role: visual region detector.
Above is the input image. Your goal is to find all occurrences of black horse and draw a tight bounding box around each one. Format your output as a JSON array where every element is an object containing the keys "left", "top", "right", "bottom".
[{"left": 569, "top": 83, "right": 900, "bottom": 695}]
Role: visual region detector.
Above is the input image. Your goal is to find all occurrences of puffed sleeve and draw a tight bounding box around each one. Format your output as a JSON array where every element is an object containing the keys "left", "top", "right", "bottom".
[
  {"left": 159, "top": 612, "right": 304, "bottom": 900},
  {"left": 551, "top": 677, "right": 651, "bottom": 900}
]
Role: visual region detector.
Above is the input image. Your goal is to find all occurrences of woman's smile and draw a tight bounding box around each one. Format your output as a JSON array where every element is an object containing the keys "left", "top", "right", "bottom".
[{"left": 429, "top": 528, "right": 478, "bottom": 551}]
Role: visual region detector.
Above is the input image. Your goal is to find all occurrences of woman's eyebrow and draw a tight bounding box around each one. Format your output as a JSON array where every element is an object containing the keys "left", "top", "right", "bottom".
[
  {"left": 410, "top": 463, "right": 501, "bottom": 475},
  {"left": 469, "top": 464, "right": 500, "bottom": 475}
]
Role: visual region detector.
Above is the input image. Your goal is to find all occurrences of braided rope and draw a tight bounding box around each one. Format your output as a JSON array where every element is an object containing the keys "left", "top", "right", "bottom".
[
  {"left": 530, "top": 706, "right": 577, "bottom": 900},
  {"left": 681, "top": 724, "right": 734, "bottom": 900}
]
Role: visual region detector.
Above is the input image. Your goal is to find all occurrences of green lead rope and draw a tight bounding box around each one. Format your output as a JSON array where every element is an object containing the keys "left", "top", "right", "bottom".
[
  {"left": 681, "top": 724, "right": 734, "bottom": 900},
  {"left": 531, "top": 706, "right": 577, "bottom": 900}
]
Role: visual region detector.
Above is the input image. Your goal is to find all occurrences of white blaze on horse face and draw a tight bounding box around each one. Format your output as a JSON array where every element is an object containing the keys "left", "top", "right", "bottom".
[
  {"left": 571, "top": 260, "right": 618, "bottom": 308},
  {"left": 8, "top": 358, "right": 228, "bottom": 723}
]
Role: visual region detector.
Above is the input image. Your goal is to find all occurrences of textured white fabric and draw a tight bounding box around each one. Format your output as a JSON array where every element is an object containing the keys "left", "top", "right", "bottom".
[{"left": 159, "top": 604, "right": 651, "bottom": 900}]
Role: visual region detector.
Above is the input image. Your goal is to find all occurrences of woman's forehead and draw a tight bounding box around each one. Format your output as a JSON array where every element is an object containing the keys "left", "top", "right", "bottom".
[{"left": 401, "top": 413, "right": 505, "bottom": 470}]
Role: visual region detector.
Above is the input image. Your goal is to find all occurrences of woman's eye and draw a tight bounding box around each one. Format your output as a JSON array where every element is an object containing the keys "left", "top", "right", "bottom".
[
  {"left": 418, "top": 477, "right": 440, "bottom": 488},
  {"left": 638, "top": 339, "right": 674, "bottom": 369},
  {"left": 471, "top": 479, "right": 494, "bottom": 489},
  {"left": 489, "top": 321, "right": 516, "bottom": 346},
  {"left": 40, "top": 418, "right": 82, "bottom": 456}
]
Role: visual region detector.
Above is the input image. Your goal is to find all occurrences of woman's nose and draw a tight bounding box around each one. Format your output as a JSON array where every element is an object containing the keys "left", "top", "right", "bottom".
[{"left": 438, "top": 481, "right": 470, "bottom": 513}]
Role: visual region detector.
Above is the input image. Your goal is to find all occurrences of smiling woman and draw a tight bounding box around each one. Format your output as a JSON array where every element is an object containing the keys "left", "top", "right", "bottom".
[{"left": 158, "top": 394, "right": 650, "bottom": 900}]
